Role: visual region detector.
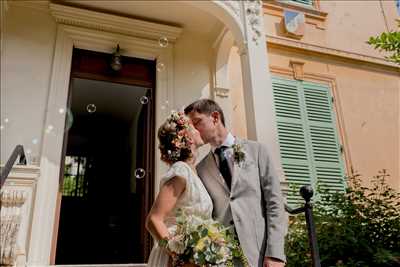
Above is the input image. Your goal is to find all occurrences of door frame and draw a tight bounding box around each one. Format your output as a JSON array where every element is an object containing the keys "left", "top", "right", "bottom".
[
  {"left": 53, "top": 48, "right": 156, "bottom": 264},
  {"left": 28, "top": 5, "right": 182, "bottom": 265}
]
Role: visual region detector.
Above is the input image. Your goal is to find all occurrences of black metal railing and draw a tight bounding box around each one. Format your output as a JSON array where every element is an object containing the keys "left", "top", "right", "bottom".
[
  {"left": 0, "top": 145, "right": 27, "bottom": 189},
  {"left": 285, "top": 185, "right": 321, "bottom": 267}
]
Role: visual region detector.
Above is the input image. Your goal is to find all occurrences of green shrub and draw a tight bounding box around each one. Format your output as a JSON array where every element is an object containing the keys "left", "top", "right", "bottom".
[{"left": 286, "top": 170, "right": 400, "bottom": 267}]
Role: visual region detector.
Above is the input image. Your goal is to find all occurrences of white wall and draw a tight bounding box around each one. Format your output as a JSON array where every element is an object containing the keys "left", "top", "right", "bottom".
[
  {"left": 172, "top": 30, "right": 212, "bottom": 111},
  {"left": 1, "top": 4, "right": 57, "bottom": 165},
  {"left": 160, "top": 30, "right": 214, "bottom": 166}
]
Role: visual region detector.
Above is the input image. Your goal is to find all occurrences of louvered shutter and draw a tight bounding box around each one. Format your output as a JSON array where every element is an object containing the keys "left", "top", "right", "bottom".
[
  {"left": 303, "top": 81, "right": 346, "bottom": 193},
  {"left": 272, "top": 77, "right": 313, "bottom": 205},
  {"left": 272, "top": 77, "right": 345, "bottom": 205}
]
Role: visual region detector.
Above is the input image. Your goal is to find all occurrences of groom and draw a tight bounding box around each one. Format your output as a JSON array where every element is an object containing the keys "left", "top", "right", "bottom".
[{"left": 185, "top": 99, "right": 287, "bottom": 267}]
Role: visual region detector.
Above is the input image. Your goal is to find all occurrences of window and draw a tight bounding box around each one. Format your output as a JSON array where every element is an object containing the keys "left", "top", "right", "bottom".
[
  {"left": 292, "top": 0, "right": 312, "bottom": 6},
  {"left": 272, "top": 76, "right": 345, "bottom": 205},
  {"left": 63, "top": 156, "right": 90, "bottom": 197},
  {"left": 289, "top": 0, "right": 313, "bottom": 6}
]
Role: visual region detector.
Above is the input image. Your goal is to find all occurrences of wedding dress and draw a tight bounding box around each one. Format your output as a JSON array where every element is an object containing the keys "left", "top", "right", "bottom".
[{"left": 147, "top": 161, "right": 213, "bottom": 266}]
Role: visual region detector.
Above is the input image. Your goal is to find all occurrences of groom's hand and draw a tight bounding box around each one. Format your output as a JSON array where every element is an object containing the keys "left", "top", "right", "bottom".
[{"left": 264, "top": 257, "right": 285, "bottom": 267}]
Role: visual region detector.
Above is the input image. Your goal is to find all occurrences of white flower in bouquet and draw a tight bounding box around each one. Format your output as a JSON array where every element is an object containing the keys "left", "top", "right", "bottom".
[
  {"left": 162, "top": 208, "right": 249, "bottom": 267},
  {"left": 168, "top": 233, "right": 186, "bottom": 254}
]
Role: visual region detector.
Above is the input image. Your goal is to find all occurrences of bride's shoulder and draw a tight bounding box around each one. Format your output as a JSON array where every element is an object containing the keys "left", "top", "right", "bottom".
[
  {"left": 164, "top": 161, "right": 191, "bottom": 180},
  {"left": 170, "top": 160, "right": 188, "bottom": 167},
  {"left": 169, "top": 161, "right": 191, "bottom": 171}
]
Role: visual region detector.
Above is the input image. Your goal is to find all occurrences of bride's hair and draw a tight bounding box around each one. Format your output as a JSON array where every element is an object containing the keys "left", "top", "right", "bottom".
[{"left": 158, "top": 111, "right": 193, "bottom": 164}]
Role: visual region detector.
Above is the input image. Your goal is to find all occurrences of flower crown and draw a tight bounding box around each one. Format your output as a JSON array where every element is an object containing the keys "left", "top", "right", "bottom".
[{"left": 159, "top": 111, "right": 193, "bottom": 163}]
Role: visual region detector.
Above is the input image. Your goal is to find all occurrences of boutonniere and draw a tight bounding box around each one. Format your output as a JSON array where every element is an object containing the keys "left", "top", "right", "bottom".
[{"left": 231, "top": 143, "right": 246, "bottom": 166}]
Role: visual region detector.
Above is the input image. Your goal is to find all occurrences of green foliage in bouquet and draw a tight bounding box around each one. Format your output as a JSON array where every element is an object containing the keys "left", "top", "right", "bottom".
[
  {"left": 165, "top": 209, "right": 249, "bottom": 267},
  {"left": 285, "top": 170, "right": 400, "bottom": 267}
]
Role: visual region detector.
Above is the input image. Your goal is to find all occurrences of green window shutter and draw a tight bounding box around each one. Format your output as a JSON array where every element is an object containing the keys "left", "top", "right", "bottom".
[
  {"left": 272, "top": 77, "right": 313, "bottom": 205},
  {"left": 303, "top": 82, "right": 346, "bottom": 193},
  {"left": 290, "top": 0, "right": 313, "bottom": 6},
  {"left": 272, "top": 77, "right": 345, "bottom": 205}
]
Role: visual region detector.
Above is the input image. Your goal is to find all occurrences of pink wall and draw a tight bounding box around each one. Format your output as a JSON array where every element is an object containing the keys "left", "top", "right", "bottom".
[
  {"left": 267, "top": 47, "right": 399, "bottom": 190},
  {"left": 254, "top": 1, "right": 400, "bottom": 190}
]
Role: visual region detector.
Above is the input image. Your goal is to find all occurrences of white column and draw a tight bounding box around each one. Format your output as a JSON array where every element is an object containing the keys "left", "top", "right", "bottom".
[
  {"left": 27, "top": 26, "right": 73, "bottom": 266},
  {"left": 212, "top": 29, "right": 235, "bottom": 130},
  {"left": 239, "top": 0, "right": 285, "bottom": 180}
]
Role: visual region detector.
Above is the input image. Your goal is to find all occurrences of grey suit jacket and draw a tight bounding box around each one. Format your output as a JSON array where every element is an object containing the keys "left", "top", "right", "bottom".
[{"left": 196, "top": 138, "right": 287, "bottom": 266}]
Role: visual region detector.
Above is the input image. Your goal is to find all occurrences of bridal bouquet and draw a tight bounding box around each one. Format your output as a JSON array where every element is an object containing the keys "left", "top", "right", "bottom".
[{"left": 159, "top": 208, "right": 249, "bottom": 267}]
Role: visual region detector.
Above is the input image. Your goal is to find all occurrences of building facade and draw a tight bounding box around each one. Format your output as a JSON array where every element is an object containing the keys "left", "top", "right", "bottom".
[{"left": 1, "top": 0, "right": 399, "bottom": 266}]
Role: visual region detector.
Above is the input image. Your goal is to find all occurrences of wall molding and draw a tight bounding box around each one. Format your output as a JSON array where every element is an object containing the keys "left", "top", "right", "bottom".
[
  {"left": 49, "top": 3, "right": 182, "bottom": 42},
  {"left": 1, "top": 165, "right": 40, "bottom": 181},
  {"left": 289, "top": 60, "right": 305, "bottom": 80},
  {"left": 267, "top": 35, "right": 400, "bottom": 70}
]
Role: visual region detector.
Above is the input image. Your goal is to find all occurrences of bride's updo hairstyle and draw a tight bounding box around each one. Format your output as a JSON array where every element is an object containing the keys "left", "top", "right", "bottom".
[{"left": 158, "top": 111, "right": 193, "bottom": 164}]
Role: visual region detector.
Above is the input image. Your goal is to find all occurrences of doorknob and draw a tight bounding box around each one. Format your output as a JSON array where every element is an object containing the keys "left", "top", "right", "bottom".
[{"left": 134, "top": 168, "right": 146, "bottom": 179}]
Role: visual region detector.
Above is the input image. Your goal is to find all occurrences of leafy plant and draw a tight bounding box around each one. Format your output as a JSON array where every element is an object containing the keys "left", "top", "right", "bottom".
[
  {"left": 368, "top": 22, "right": 400, "bottom": 64},
  {"left": 286, "top": 170, "right": 400, "bottom": 267}
]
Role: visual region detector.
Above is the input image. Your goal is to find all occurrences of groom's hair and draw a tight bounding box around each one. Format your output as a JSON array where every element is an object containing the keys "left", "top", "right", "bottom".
[{"left": 184, "top": 99, "right": 225, "bottom": 127}]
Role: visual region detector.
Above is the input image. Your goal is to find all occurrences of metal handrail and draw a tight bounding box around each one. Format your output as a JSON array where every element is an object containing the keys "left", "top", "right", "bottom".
[
  {"left": 285, "top": 185, "right": 321, "bottom": 267},
  {"left": 0, "top": 145, "right": 27, "bottom": 189}
]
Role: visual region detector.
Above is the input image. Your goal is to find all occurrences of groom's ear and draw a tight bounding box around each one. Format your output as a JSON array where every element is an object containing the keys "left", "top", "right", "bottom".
[{"left": 211, "top": 111, "right": 220, "bottom": 124}]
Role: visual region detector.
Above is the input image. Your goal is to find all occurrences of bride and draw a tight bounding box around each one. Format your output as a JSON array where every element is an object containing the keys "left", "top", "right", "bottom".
[{"left": 146, "top": 111, "right": 213, "bottom": 267}]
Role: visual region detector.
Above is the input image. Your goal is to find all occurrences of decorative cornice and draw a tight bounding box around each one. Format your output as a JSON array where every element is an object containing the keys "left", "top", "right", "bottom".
[
  {"left": 0, "top": 165, "right": 40, "bottom": 182},
  {"left": 245, "top": 0, "right": 263, "bottom": 45},
  {"left": 49, "top": 3, "right": 182, "bottom": 42},
  {"left": 266, "top": 35, "right": 400, "bottom": 70}
]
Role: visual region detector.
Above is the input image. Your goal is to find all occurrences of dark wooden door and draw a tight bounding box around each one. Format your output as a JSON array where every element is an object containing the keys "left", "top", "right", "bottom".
[{"left": 55, "top": 48, "right": 155, "bottom": 264}]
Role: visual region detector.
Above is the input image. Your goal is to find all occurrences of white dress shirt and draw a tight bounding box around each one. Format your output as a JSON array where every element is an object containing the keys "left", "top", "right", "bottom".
[{"left": 212, "top": 132, "right": 235, "bottom": 167}]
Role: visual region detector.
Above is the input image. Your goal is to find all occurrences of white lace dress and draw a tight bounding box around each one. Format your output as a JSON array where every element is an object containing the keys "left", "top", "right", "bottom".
[{"left": 147, "top": 161, "right": 213, "bottom": 266}]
